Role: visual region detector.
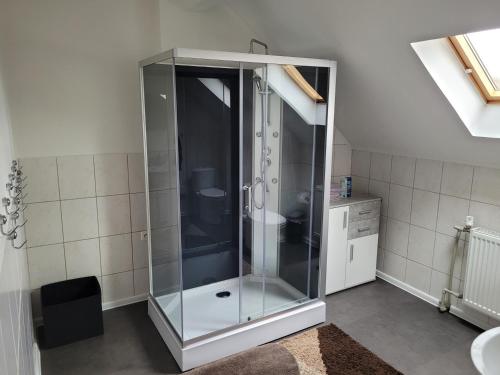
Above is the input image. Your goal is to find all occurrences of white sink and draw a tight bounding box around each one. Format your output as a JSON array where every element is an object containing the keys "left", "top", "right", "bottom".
[{"left": 471, "top": 327, "right": 500, "bottom": 374}]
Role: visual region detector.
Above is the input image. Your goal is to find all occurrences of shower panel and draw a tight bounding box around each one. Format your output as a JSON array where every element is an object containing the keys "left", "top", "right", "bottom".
[{"left": 140, "top": 48, "right": 336, "bottom": 370}]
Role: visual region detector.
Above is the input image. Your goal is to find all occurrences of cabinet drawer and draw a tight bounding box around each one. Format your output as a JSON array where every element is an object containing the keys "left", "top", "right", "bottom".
[
  {"left": 349, "top": 200, "right": 380, "bottom": 222},
  {"left": 348, "top": 218, "right": 379, "bottom": 240}
]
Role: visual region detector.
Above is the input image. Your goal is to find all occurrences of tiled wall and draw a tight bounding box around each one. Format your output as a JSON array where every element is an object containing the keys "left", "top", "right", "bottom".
[
  {"left": 351, "top": 150, "right": 500, "bottom": 326},
  {"left": 332, "top": 128, "right": 351, "bottom": 179},
  {"left": 23, "top": 153, "right": 149, "bottom": 316}
]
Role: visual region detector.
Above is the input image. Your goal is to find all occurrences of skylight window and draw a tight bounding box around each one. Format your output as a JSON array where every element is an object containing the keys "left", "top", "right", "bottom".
[{"left": 450, "top": 28, "right": 500, "bottom": 102}]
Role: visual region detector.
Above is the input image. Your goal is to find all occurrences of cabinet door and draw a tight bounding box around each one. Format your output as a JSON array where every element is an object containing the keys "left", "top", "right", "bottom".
[
  {"left": 326, "top": 206, "right": 349, "bottom": 294},
  {"left": 345, "top": 234, "right": 378, "bottom": 288}
]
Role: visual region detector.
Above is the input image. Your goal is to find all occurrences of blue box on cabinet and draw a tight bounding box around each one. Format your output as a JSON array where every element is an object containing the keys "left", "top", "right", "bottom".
[{"left": 40, "top": 276, "right": 103, "bottom": 348}]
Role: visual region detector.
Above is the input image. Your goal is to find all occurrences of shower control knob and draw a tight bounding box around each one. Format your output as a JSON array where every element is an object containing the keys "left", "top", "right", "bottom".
[
  {"left": 272, "top": 178, "right": 278, "bottom": 184},
  {"left": 273, "top": 131, "right": 279, "bottom": 138}
]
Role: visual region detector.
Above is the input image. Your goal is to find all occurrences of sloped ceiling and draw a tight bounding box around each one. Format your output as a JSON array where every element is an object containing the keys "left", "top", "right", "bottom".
[{"left": 223, "top": 0, "right": 500, "bottom": 168}]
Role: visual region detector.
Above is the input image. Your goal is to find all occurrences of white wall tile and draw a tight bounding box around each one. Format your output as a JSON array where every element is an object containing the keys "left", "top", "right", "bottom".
[
  {"left": 61, "top": 198, "right": 98, "bottom": 241},
  {"left": 369, "top": 153, "right": 391, "bottom": 182},
  {"left": 432, "top": 233, "right": 464, "bottom": 276},
  {"left": 148, "top": 152, "right": 171, "bottom": 191},
  {"left": 22, "top": 157, "right": 59, "bottom": 203},
  {"left": 468, "top": 201, "right": 500, "bottom": 232},
  {"left": 102, "top": 271, "right": 134, "bottom": 303},
  {"left": 132, "top": 231, "right": 148, "bottom": 269},
  {"left": 130, "top": 193, "right": 147, "bottom": 232},
  {"left": 133, "top": 268, "right": 149, "bottom": 296},
  {"left": 97, "top": 194, "right": 131, "bottom": 236},
  {"left": 388, "top": 184, "right": 412, "bottom": 222},
  {"left": 152, "top": 261, "right": 180, "bottom": 295},
  {"left": 383, "top": 250, "right": 406, "bottom": 280},
  {"left": 405, "top": 260, "right": 431, "bottom": 292},
  {"left": 25, "top": 201, "right": 63, "bottom": 247},
  {"left": 414, "top": 159, "right": 442, "bottom": 193},
  {"left": 57, "top": 155, "right": 95, "bottom": 199},
  {"left": 151, "top": 226, "right": 179, "bottom": 263},
  {"left": 100, "top": 234, "right": 133, "bottom": 275},
  {"left": 352, "top": 176, "right": 369, "bottom": 193},
  {"left": 429, "top": 270, "right": 459, "bottom": 300},
  {"left": 378, "top": 215, "right": 387, "bottom": 249},
  {"left": 27, "top": 244, "right": 66, "bottom": 289},
  {"left": 471, "top": 166, "right": 500, "bottom": 206},
  {"left": 128, "top": 153, "right": 145, "bottom": 193},
  {"left": 407, "top": 225, "right": 435, "bottom": 267},
  {"left": 376, "top": 248, "right": 384, "bottom": 270},
  {"left": 64, "top": 238, "right": 101, "bottom": 279},
  {"left": 94, "top": 154, "right": 129, "bottom": 196},
  {"left": 441, "top": 162, "right": 473, "bottom": 199},
  {"left": 149, "top": 190, "right": 178, "bottom": 228},
  {"left": 385, "top": 219, "right": 409, "bottom": 257},
  {"left": 436, "top": 195, "right": 470, "bottom": 236},
  {"left": 332, "top": 144, "right": 351, "bottom": 177},
  {"left": 351, "top": 150, "right": 370, "bottom": 178},
  {"left": 390, "top": 156, "right": 416, "bottom": 187},
  {"left": 368, "top": 180, "right": 389, "bottom": 216},
  {"left": 410, "top": 189, "right": 439, "bottom": 230}
]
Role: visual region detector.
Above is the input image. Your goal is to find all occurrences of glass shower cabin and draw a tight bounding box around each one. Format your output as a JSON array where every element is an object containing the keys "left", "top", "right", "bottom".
[{"left": 140, "top": 49, "right": 336, "bottom": 371}]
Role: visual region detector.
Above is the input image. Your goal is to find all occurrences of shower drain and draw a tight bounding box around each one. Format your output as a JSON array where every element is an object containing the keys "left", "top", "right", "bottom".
[{"left": 216, "top": 291, "right": 231, "bottom": 298}]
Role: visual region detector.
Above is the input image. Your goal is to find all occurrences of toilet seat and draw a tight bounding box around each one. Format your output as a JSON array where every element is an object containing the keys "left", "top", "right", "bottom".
[{"left": 199, "top": 187, "right": 226, "bottom": 198}]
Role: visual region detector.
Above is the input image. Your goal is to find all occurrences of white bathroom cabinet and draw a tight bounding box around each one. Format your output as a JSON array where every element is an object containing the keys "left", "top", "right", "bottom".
[{"left": 326, "top": 196, "right": 381, "bottom": 294}]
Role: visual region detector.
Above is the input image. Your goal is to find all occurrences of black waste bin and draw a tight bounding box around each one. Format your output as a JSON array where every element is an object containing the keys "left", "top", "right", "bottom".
[{"left": 40, "top": 276, "right": 103, "bottom": 348}]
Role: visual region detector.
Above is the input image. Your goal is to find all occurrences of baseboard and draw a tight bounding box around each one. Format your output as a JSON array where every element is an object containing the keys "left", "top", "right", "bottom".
[
  {"left": 376, "top": 271, "right": 493, "bottom": 331},
  {"left": 102, "top": 293, "right": 148, "bottom": 310},
  {"left": 33, "top": 294, "right": 148, "bottom": 325}
]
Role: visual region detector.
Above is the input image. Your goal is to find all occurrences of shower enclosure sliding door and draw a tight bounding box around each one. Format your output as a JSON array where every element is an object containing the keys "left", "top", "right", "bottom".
[{"left": 140, "top": 48, "right": 335, "bottom": 370}]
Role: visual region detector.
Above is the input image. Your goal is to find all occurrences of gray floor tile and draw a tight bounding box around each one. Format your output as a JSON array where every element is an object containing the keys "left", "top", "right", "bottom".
[{"left": 41, "top": 279, "right": 482, "bottom": 374}]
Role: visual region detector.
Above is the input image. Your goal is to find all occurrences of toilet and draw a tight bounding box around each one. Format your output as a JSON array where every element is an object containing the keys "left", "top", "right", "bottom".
[{"left": 191, "top": 168, "right": 226, "bottom": 225}]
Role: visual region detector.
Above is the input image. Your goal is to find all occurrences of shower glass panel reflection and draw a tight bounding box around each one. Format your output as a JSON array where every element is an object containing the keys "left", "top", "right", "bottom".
[
  {"left": 142, "top": 61, "right": 182, "bottom": 336},
  {"left": 141, "top": 50, "right": 334, "bottom": 362}
]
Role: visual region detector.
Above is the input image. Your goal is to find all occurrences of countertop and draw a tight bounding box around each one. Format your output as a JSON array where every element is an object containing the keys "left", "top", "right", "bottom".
[{"left": 330, "top": 193, "right": 381, "bottom": 208}]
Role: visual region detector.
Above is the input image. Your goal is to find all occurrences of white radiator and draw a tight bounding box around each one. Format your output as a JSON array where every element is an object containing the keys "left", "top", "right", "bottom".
[{"left": 463, "top": 227, "right": 500, "bottom": 319}]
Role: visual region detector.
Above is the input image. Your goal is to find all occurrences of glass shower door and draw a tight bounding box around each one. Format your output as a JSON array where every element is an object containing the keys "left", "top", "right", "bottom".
[
  {"left": 240, "top": 62, "right": 328, "bottom": 321},
  {"left": 261, "top": 63, "right": 329, "bottom": 315},
  {"left": 239, "top": 63, "right": 266, "bottom": 323},
  {"left": 142, "top": 60, "right": 183, "bottom": 339}
]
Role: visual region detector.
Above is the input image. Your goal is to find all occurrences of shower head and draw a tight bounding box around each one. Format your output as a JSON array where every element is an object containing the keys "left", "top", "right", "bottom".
[{"left": 253, "top": 75, "right": 262, "bottom": 91}]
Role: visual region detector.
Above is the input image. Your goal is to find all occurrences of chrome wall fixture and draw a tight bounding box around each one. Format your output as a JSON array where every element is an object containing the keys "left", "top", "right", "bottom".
[{"left": 1, "top": 160, "right": 28, "bottom": 249}]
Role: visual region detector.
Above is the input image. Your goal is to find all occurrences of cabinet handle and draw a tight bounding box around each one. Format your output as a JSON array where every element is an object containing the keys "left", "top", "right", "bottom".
[
  {"left": 343, "top": 211, "right": 347, "bottom": 229},
  {"left": 350, "top": 244, "right": 354, "bottom": 262},
  {"left": 359, "top": 210, "right": 372, "bottom": 215},
  {"left": 358, "top": 227, "right": 370, "bottom": 233}
]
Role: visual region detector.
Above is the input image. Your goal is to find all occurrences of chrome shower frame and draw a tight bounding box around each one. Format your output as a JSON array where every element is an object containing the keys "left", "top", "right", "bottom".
[{"left": 139, "top": 48, "right": 337, "bottom": 371}]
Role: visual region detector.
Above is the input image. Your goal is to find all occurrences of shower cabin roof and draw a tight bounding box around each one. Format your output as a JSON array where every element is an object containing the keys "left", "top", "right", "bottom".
[{"left": 139, "top": 48, "right": 337, "bottom": 69}]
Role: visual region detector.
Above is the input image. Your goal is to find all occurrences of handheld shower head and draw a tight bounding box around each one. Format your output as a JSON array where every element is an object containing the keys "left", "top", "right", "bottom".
[{"left": 253, "top": 75, "right": 262, "bottom": 91}]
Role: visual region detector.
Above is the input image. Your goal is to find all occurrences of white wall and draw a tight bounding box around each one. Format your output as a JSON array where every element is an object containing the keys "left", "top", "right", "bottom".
[
  {"left": 0, "top": 55, "right": 36, "bottom": 375},
  {"left": 159, "top": 0, "right": 258, "bottom": 52},
  {"left": 0, "top": 0, "right": 161, "bottom": 158},
  {"left": 332, "top": 128, "right": 351, "bottom": 180},
  {"left": 225, "top": 0, "right": 500, "bottom": 169},
  {"left": 0, "top": 0, "right": 261, "bottom": 159}
]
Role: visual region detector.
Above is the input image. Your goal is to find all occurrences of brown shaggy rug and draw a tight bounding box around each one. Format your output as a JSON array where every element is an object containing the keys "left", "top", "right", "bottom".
[{"left": 187, "top": 324, "right": 402, "bottom": 374}]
